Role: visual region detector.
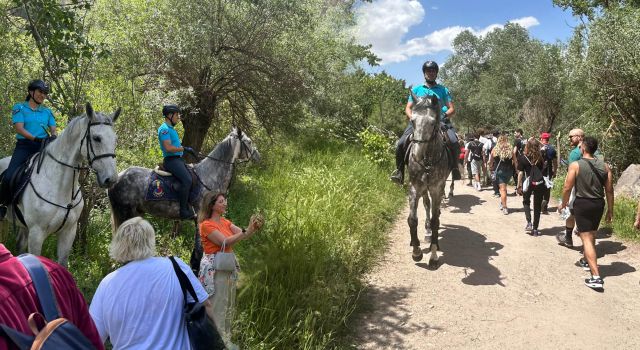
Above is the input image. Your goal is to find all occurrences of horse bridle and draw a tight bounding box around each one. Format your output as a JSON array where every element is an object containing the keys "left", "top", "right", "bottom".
[
  {"left": 411, "top": 104, "right": 440, "bottom": 144},
  {"left": 197, "top": 133, "right": 256, "bottom": 164},
  {"left": 46, "top": 119, "right": 116, "bottom": 171}
]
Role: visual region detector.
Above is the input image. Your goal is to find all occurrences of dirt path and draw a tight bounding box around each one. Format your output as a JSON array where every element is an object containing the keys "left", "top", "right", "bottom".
[{"left": 352, "top": 180, "right": 640, "bottom": 349}]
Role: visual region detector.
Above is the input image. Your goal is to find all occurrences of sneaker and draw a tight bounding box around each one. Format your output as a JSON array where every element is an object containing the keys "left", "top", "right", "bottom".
[
  {"left": 492, "top": 193, "right": 500, "bottom": 198},
  {"left": 525, "top": 222, "right": 533, "bottom": 233},
  {"left": 556, "top": 232, "right": 573, "bottom": 247},
  {"left": 584, "top": 276, "right": 604, "bottom": 289},
  {"left": 577, "top": 258, "right": 590, "bottom": 271},
  {"left": 502, "top": 207, "right": 508, "bottom": 215},
  {"left": 390, "top": 169, "right": 404, "bottom": 184},
  {"left": 475, "top": 183, "right": 482, "bottom": 191},
  {"left": 498, "top": 202, "right": 503, "bottom": 210},
  {"left": 532, "top": 229, "right": 540, "bottom": 236}
]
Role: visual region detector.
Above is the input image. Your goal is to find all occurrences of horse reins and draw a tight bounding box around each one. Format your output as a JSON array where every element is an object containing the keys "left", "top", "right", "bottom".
[{"left": 28, "top": 118, "right": 115, "bottom": 234}]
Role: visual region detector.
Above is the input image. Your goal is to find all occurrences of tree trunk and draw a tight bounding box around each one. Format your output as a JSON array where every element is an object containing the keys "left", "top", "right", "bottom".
[{"left": 182, "top": 93, "right": 217, "bottom": 163}]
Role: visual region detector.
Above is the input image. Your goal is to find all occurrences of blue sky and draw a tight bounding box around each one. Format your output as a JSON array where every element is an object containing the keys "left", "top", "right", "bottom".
[{"left": 353, "top": 0, "right": 580, "bottom": 86}]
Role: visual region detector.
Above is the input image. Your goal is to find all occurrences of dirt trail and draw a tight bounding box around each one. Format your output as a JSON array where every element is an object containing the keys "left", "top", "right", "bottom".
[{"left": 352, "top": 180, "right": 640, "bottom": 349}]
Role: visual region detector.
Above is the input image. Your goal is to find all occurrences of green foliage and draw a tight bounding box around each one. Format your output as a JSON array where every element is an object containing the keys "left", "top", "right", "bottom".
[
  {"left": 357, "top": 126, "right": 394, "bottom": 168},
  {"left": 227, "top": 135, "right": 405, "bottom": 349},
  {"left": 609, "top": 196, "right": 640, "bottom": 240}
]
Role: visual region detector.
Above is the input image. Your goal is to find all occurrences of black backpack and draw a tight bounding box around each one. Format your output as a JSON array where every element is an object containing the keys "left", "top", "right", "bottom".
[
  {"left": 468, "top": 140, "right": 484, "bottom": 161},
  {"left": 0, "top": 254, "right": 96, "bottom": 350}
]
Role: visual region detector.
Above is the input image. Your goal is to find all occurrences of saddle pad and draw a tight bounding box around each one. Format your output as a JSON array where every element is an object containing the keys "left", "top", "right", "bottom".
[{"left": 144, "top": 171, "right": 202, "bottom": 203}]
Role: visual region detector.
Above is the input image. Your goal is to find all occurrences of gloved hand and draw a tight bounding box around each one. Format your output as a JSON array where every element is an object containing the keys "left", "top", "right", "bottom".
[
  {"left": 48, "top": 135, "right": 57, "bottom": 142},
  {"left": 183, "top": 146, "right": 196, "bottom": 156}
]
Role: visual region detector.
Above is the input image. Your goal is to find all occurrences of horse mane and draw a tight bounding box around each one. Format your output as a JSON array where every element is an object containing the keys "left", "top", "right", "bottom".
[{"left": 199, "top": 132, "right": 234, "bottom": 165}]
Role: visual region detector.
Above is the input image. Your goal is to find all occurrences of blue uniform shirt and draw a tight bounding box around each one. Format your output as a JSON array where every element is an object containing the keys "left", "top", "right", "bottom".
[
  {"left": 408, "top": 84, "right": 453, "bottom": 119},
  {"left": 11, "top": 102, "right": 56, "bottom": 140},
  {"left": 158, "top": 122, "right": 183, "bottom": 157}
]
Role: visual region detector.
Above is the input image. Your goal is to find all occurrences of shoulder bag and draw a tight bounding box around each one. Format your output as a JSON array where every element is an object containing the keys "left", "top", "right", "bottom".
[
  {"left": 213, "top": 240, "right": 237, "bottom": 272},
  {"left": 169, "top": 256, "right": 226, "bottom": 350}
]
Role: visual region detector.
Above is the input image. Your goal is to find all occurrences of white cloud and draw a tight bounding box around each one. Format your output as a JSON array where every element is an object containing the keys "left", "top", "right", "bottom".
[{"left": 354, "top": 1, "right": 540, "bottom": 64}]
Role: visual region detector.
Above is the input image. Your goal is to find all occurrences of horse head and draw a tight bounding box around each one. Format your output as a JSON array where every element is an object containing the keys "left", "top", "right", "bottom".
[
  {"left": 410, "top": 90, "right": 440, "bottom": 143},
  {"left": 232, "top": 127, "right": 260, "bottom": 163},
  {"left": 82, "top": 102, "right": 121, "bottom": 188}
]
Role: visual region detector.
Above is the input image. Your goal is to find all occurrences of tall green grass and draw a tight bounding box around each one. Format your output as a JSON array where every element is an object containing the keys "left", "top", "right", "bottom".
[{"left": 227, "top": 136, "right": 405, "bottom": 349}]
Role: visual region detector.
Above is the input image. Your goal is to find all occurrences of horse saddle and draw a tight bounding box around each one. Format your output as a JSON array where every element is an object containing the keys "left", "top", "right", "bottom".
[
  {"left": 145, "top": 166, "right": 202, "bottom": 203},
  {"left": 0, "top": 154, "right": 38, "bottom": 207}
]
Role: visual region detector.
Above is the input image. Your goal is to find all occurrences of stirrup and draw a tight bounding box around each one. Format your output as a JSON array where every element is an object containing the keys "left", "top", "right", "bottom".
[{"left": 390, "top": 169, "right": 404, "bottom": 184}]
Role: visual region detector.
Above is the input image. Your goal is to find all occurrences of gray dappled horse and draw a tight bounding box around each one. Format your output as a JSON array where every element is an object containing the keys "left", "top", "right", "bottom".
[
  {"left": 107, "top": 127, "right": 260, "bottom": 229},
  {"left": 0, "top": 103, "right": 121, "bottom": 266},
  {"left": 407, "top": 92, "right": 451, "bottom": 267}
]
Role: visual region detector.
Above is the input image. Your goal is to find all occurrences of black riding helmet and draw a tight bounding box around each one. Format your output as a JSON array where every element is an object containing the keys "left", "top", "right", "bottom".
[
  {"left": 162, "top": 104, "right": 181, "bottom": 117},
  {"left": 25, "top": 79, "right": 50, "bottom": 102},
  {"left": 28, "top": 79, "right": 50, "bottom": 94},
  {"left": 422, "top": 61, "right": 439, "bottom": 74}
]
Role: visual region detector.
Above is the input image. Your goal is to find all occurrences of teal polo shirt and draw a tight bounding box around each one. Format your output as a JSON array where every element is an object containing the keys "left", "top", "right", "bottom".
[
  {"left": 11, "top": 102, "right": 56, "bottom": 140},
  {"left": 408, "top": 84, "right": 452, "bottom": 118},
  {"left": 158, "top": 122, "right": 183, "bottom": 157}
]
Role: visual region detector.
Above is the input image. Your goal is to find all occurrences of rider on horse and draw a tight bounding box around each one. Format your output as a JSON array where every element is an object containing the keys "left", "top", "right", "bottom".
[
  {"left": 0, "top": 80, "right": 57, "bottom": 219},
  {"left": 391, "top": 61, "right": 462, "bottom": 184},
  {"left": 158, "top": 104, "right": 197, "bottom": 220}
]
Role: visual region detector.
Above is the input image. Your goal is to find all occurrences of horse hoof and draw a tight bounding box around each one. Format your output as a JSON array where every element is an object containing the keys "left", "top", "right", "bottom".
[
  {"left": 428, "top": 259, "right": 438, "bottom": 268},
  {"left": 412, "top": 251, "right": 423, "bottom": 262}
]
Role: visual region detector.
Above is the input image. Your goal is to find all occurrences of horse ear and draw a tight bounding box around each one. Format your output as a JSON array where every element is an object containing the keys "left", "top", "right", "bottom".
[
  {"left": 409, "top": 86, "right": 419, "bottom": 106},
  {"left": 112, "top": 107, "right": 122, "bottom": 123},
  {"left": 86, "top": 102, "right": 94, "bottom": 120},
  {"left": 237, "top": 128, "right": 243, "bottom": 138}
]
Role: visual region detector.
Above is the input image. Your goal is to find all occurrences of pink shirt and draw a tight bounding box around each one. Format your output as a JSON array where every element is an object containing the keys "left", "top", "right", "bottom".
[{"left": 0, "top": 244, "right": 103, "bottom": 350}]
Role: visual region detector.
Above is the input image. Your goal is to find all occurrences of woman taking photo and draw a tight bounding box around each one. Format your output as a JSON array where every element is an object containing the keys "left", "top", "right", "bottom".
[
  {"left": 489, "top": 134, "right": 514, "bottom": 215},
  {"left": 198, "top": 192, "right": 264, "bottom": 349}
]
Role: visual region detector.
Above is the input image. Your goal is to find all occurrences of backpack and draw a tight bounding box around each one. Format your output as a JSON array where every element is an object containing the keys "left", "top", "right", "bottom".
[
  {"left": 468, "top": 140, "right": 484, "bottom": 161},
  {"left": 0, "top": 254, "right": 95, "bottom": 350}
]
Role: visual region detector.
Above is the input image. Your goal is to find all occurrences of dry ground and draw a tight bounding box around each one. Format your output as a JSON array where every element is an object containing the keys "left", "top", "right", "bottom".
[{"left": 352, "top": 179, "right": 640, "bottom": 350}]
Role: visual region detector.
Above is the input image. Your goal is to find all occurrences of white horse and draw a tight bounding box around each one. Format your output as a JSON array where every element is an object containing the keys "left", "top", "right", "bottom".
[{"left": 0, "top": 103, "right": 121, "bottom": 266}]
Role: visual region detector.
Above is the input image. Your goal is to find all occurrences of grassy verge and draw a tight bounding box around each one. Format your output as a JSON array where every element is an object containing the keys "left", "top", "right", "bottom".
[{"left": 0, "top": 132, "right": 405, "bottom": 349}]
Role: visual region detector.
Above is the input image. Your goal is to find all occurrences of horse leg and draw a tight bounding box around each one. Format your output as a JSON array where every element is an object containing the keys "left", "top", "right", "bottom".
[
  {"left": 449, "top": 180, "right": 454, "bottom": 198},
  {"left": 56, "top": 224, "right": 78, "bottom": 268},
  {"left": 423, "top": 194, "right": 431, "bottom": 242},
  {"left": 429, "top": 190, "right": 444, "bottom": 267},
  {"left": 16, "top": 226, "right": 29, "bottom": 254},
  {"left": 408, "top": 186, "right": 422, "bottom": 262},
  {"left": 27, "top": 226, "right": 47, "bottom": 258}
]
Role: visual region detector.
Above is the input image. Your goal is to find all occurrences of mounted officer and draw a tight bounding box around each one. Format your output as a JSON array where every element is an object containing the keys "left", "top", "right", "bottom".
[
  {"left": 0, "top": 80, "right": 57, "bottom": 219},
  {"left": 158, "top": 104, "right": 197, "bottom": 220},
  {"left": 390, "top": 61, "right": 462, "bottom": 184}
]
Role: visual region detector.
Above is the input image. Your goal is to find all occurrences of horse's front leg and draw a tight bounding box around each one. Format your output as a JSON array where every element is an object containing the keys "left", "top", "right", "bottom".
[
  {"left": 423, "top": 194, "right": 431, "bottom": 242},
  {"left": 429, "top": 189, "right": 444, "bottom": 267},
  {"left": 56, "top": 221, "right": 78, "bottom": 268},
  {"left": 408, "top": 186, "right": 423, "bottom": 262},
  {"left": 449, "top": 179, "right": 455, "bottom": 198},
  {"left": 27, "top": 226, "right": 47, "bottom": 258}
]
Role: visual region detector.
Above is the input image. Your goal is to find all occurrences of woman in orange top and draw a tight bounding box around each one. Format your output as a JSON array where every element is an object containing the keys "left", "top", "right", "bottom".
[{"left": 197, "top": 191, "right": 263, "bottom": 348}]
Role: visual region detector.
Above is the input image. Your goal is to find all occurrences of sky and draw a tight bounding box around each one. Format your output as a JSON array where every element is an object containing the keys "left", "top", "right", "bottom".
[{"left": 353, "top": 0, "right": 580, "bottom": 86}]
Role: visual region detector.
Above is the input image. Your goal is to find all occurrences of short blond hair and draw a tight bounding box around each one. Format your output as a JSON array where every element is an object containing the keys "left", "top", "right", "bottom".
[{"left": 109, "top": 217, "right": 156, "bottom": 263}]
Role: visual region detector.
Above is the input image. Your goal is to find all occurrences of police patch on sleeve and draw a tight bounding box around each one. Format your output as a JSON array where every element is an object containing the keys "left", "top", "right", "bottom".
[
  {"left": 161, "top": 130, "right": 169, "bottom": 135},
  {"left": 12, "top": 107, "right": 21, "bottom": 115}
]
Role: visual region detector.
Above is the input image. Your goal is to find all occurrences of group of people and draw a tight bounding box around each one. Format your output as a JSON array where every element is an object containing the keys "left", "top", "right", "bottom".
[
  {"left": 1, "top": 80, "right": 265, "bottom": 349},
  {"left": 459, "top": 127, "right": 616, "bottom": 290}
]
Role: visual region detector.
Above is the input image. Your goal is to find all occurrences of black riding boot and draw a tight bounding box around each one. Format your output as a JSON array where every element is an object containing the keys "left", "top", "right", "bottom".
[
  {"left": 448, "top": 143, "right": 462, "bottom": 180},
  {"left": 390, "top": 141, "right": 405, "bottom": 184},
  {"left": 164, "top": 156, "right": 196, "bottom": 220}
]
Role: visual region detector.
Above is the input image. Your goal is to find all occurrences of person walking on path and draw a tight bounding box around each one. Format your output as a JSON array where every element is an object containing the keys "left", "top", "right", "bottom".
[
  {"left": 558, "top": 136, "right": 613, "bottom": 290},
  {"left": 539, "top": 132, "right": 557, "bottom": 214},
  {"left": 517, "top": 138, "right": 548, "bottom": 236},
  {"left": 198, "top": 192, "right": 264, "bottom": 349},
  {"left": 465, "top": 133, "right": 485, "bottom": 191},
  {"left": 556, "top": 128, "right": 585, "bottom": 247},
  {"left": 489, "top": 134, "right": 514, "bottom": 215}
]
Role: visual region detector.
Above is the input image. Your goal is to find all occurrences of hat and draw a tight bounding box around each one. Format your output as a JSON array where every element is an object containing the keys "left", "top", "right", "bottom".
[{"left": 540, "top": 132, "right": 551, "bottom": 140}]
